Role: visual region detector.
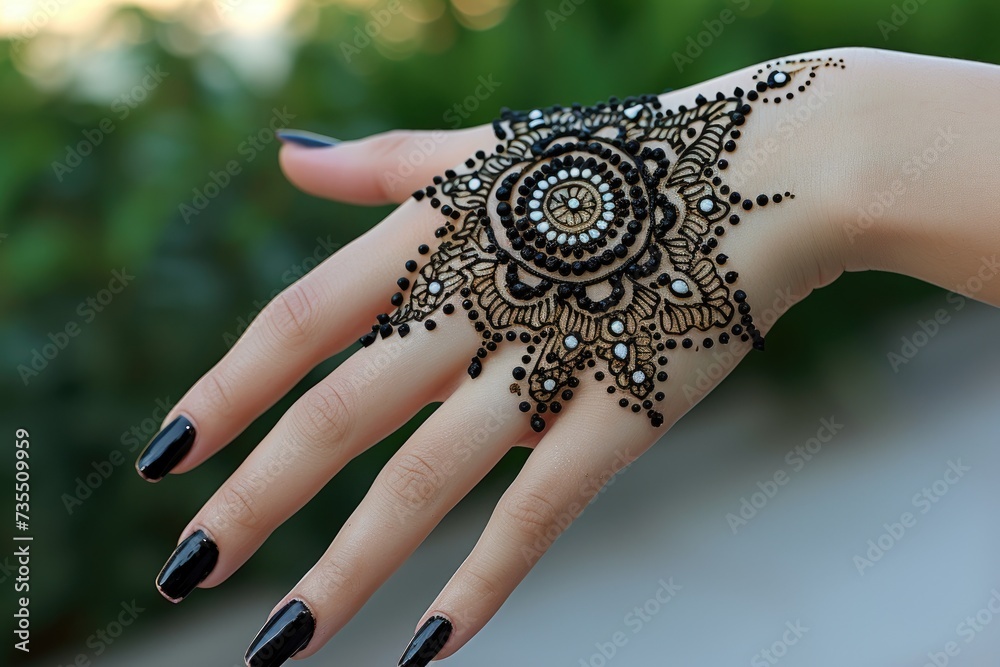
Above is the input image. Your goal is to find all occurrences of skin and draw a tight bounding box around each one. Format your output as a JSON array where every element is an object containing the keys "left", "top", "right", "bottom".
[{"left": 142, "top": 46, "right": 1000, "bottom": 661}]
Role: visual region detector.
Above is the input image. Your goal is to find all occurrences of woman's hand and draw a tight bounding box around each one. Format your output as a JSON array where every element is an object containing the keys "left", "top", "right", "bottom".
[{"left": 136, "top": 46, "right": 1000, "bottom": 667}]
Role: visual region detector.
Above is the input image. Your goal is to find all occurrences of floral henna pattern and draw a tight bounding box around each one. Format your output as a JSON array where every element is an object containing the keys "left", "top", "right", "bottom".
[{"left": 361, "top": 57, "right": 846, "bottom": 431}]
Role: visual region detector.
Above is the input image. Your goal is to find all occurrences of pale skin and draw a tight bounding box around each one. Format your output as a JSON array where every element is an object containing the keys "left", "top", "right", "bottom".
[{"left": 141, "top": 47, "right": 1000, "bottom": 661}]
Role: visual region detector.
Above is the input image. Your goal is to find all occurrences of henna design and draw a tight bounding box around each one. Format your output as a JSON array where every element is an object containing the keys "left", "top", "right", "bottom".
[{"left": 361, "top": 57, "right": 845, "bottom": 431}]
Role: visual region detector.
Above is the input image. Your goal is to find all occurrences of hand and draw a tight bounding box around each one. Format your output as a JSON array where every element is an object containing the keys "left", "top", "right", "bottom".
[{"left": 137, "top": 47, "right": 886, "bottom": 667}]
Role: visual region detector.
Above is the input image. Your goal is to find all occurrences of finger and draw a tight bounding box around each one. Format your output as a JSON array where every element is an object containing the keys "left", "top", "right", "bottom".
[
  {"left": 137, "top": 200, "right": 446, "bottom": 481},
  {"left": 245, "top": 354, "right": 533, "bottom": 663},
  {"left": 279, "top": 125, "right": 497, "bottom": 205},
  {"left": 406, "top": 387, "right": 661, "bottom": 662},
  {"left": 154, "top": 322, "right": 477, "bottom": 603}
]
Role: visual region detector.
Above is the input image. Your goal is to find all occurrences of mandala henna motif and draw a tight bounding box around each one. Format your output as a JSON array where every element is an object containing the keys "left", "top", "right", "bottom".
[{"left": 361, "top": 57, "right": 846, "bottom": 431}]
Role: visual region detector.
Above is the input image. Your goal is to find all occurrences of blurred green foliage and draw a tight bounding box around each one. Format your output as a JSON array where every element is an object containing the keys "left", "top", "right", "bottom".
[{"left": 1, "top": 0, "right": 998, "bottom": 656}]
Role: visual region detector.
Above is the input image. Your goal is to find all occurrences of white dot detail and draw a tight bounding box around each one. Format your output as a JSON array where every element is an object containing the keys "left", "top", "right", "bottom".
[
  {"left": 632, "top": 371, "right": 647, "bottom": 384},
  {"left": 698, "top": 198, "right": 715, "bottom": 213},
  {"left": 428, "top": 281, "right": 442, "bottom": 295},
  {"left": 530, "top": 211, "right": 544, "bottom": 222},
  {"left": 564, "top": 335, "right": 579, "bottom": 350},
  {"left": 671, "top": 279, "right": 691, "bottom": 296},
  {"left": 614, "top": 343, "right": 628, "bottom": 360},
  {"left": 468, "top": 177, "right": 481, "bottom": 191},
  {"left": 567, "top": 198, "right": 580, "bottom": 210},
  {"left": 624, "top": 104, "right": 643, "bottom": 119},
  {"left": 773, "top": 71, "right": 788, "bottom": 84},
  {"left": 610, "top": 320, "right": 625, "bottom": 335},
  {"left": 543, "top": 378, "right": 556, "bottom": 392}
]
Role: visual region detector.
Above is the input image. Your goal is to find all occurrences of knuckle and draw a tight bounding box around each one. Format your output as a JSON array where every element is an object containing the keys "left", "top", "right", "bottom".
[
  {"left": 292, "top": 378, "right": 353, "bottom": 450},
  {"left": 199, "top": 370, "right": 236, "bottom": 415},
  {"left": 460, "top": 564, "right": 503, "bottom": 606},
  {"left": 498, "top": 487, "right": 561, "bottom": 538},
  {"left": 262, "top": 280, "right": 320, "bottom": 347},
  {"left": 380, "top": 451, "right": 442, "bottom": 512},
  {"left": 310, "top": 557, "right": 359, "bottom": 599},
  {"left": 218, "top": 477, "right": 265, "bottom": 531}
]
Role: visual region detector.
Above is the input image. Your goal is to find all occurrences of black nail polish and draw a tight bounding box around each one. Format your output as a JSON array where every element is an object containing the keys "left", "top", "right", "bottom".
[
  {"left": 136, "top": 416, "right": 195, "bottom": 481},
  {"left": 275, "top": 129, "right": 340, "bottom": 148},
  {"left": 398, "top": 616, "right": 452, "bottom": 667},
  {"left": 245, "top": 599, "right": 315, "bottom": 667},
  {"left": 156, "top": 530, "right": 218, "bottom": 603}
]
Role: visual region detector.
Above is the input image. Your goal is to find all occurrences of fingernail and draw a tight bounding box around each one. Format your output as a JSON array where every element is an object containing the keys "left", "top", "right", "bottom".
[
  {"left": 275, "top": 129, "right": 340, "bottom": 148},
  {"left": 136, "top": 416, "right": 195, "bottom": 481},
  {"left": 245, "top": 599, "right": 315, "bottom": 667},
  {"left": 398, "top": 616, "right": 452, "bottom": 667},
  {"left": 156, "top": 529, "right": 218, "bottom": 603}
]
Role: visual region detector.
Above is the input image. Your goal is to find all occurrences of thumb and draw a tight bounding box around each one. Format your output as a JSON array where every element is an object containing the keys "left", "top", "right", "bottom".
[{"left": 277, "top": 125, "right": 496, "bottom": 206}]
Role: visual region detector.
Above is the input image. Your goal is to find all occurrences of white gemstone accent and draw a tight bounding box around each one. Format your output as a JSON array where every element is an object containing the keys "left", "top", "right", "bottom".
[
  {"left": 529, "top": 119, "right": 545, "bottom": 129},
  {"left": 538, "top": 180, "right": 549, "bottom": 190},
  {"left": 624, "top": 104, "right": 643, "bottom": 119},
  {"left": 567, "top": 235, "right": 577, "bottom": 246},
  {"left": 530, "top": 211, "right": 544, "bottom": 221},
  {"left": 564, "top": 335, "right": 579, "bottom": 350},
  {"left": 598, "top": 183, "right": 610, "bottom": 192},
  {"left": 428, "top": 281, "right": 442, "bottom": 295},
  {"left": 602, "top": 192, "right": 614, "bottom": 201},
  {"left": 548, "top": 175, "right": 558, "bottom": 184},
  {"left": 546, "top": 230, "right": 557, "bottom": 240},
  {"left": 529, "top": 109, "right": 543, "bottom": 119},
  {"left": 632, "top": 370, "right": 647, "bottom": 384},
  {"left": 570, "top": 167, "right": 580, "bottom": 177},
  {"left": 528, "top": 199, "right": 540, "bottom": 209},
  {"left": 543, "top": 378, "right": 556, "bottom": 391},
  {"left": 614, "top": 343, "right": 628, "bottom": 360},
  {"left": 698, "top": 198, "right": 715, "bottom": 213},
  {"left": 536, "top": 221, "right": 550, "bottom": 233},
  {"left": 773, "top": 71, "right": 788, "bottom": 83},
  {"left": 582, "top": 169, "right": 592, "bottom": 178},
  {"left": 589, "top": 229, "right": 601, "bottom": 239},
  {"left": 591, "top": 174, "right": 602, "bottom": 184},
  {"left": 533, "top": 189, "right": 544, "bottom": 199},
  {"left": 557, "top": 233, "right": 567, "bottom": 244},
  {"left": 596, "top": 220, "right": 608, "bottom": 230},
  {"left": 558, "top": 169, "right": 569, "bottom": 180},
  {"left": 468, "top": 177, "right": 481, "bottom": 191},
  {"left": 610, "top": 320, "right": 625, "bottom": 335},
  {"left": 604, "top": 202, "right": 615, "bottom": 210},
  {"left": 602, "top": 211, "right": 615, "bottom": 222},
  {"left": 671, "top": 279, "right": 691, "bottom": 295},
  {"left": 567, "top": 198, "right": 580, "bottom": 209}
]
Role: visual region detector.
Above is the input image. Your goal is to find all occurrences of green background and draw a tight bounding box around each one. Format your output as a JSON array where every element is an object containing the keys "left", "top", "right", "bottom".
[{"left": 1, "top": 0, "right": 997, "bottom": 658}]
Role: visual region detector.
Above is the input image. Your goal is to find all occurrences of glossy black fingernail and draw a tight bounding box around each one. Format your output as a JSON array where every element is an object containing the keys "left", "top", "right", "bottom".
[
  {"left": 398, "top": 616, "right": 452, "bottom": 667},
  {"left": 245, "top": 599, "right": 315, "bottom": 667},
  {"left": 275, "top": 129, "right": 340, "bottom": 148},
  {"left": 136, "top": 416, "right": 195, "bottom": 481},
  {"left": 156, "top": 530, "right": 218, "bottom": 603}
]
